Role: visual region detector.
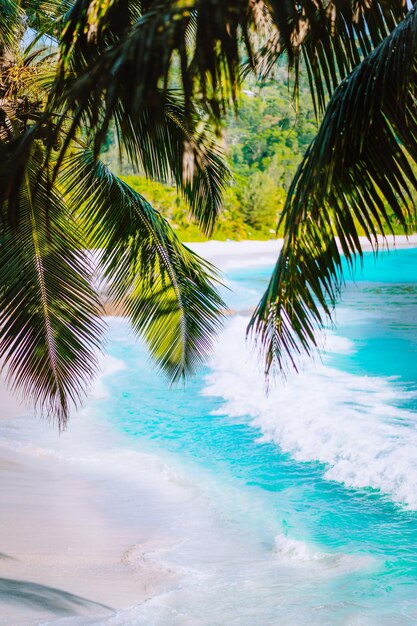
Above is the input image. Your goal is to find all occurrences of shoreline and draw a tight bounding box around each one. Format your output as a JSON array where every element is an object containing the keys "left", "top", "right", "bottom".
[
  {"left": 0, "top": 415, "right": 181, "bottom": 625},
  {"left": 102, "top": 236, "right": 417, "bottom": 315},
  {"left": 187, "top": 234, "right": 417, "bottom": 269},
  {"left": 1, "top": 236, "right": 417, "bottom": 624}
]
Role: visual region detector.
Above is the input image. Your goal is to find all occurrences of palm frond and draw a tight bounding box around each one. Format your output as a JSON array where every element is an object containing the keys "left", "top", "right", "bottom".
[
  {"left": 0, "top": 0, "right": 21, "bottom": 51},
  {"left": 52, "top": 86, "right": 230, "bottom": 235},
  {"left": 59, "top": 0, "right": 141, "bottom": 55},
  {"left": 52, "top": 0, "right": 410, "bottom": 141},
  {"left": 258, "top": 0, "right": 409, "bottom": 116},
  {"left": 249, "top": 5, "right": 417, "bottom": 375},
  {"left": 0, "top": 40, "right": 60, "bottom": 223},
  {"left": 22, "top": 0, "right": 73, "bottom": 39},
  {"left": 111, "top": 96, "right": 231, "bottom": 236},
  {"left": 48, "top": 5, "right": 233, "bottom": 235},
  {"left": 0, "top": 146, "right": 104, "bottom": 426},
  {"left": 62, "top": 148, "right": 226, "bottom": 381},
  {"left": 55, "top": 0, "right": 254, "bottom": 126}
]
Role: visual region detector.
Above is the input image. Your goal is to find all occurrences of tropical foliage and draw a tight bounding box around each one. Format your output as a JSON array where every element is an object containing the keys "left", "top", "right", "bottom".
[
  {"left": 107, "top": 76, "right": 318, "bottom": 241},
  {"left": 0, "top": 1, "right": 227, "bottom": 426},
  {"left": 1, "top": 0, "right": 417, "bottom": 422},
  {"left": 249, "top": 4, "right": 417, "bottom": 374},
  {"left": 56, "top": 0, "right": 416, "bottom": 377}
]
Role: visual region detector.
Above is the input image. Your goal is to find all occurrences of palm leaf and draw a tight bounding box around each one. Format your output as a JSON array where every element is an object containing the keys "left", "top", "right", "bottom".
[
  {"left": 52, "top": 0, "right": 410, "bottom": 136},
  {"left": 51, "top": 86, "right": 230, "bottom": 235},
  {"left": 0, "top": 146, "right": 104, "bottom": 426},
  {"left": 0, "top": 0, "right": 21, "bottom": 51},
  {"left": 22, "top": 0, "right": 73, "bottom": 39},
  {"left": 258, "top": 0, "right": 408, "bottom": 116},
  {"left": 249, "top": 5, "right": 417, "bottom": 375},
  {"left": 55, "top": 0, "right": 253, "bottom": 125},
  {"left": 62, "top": 147, "right": 226, "bottom": 381},
  {"left": 0, "top": 41, "right": 61, "bottom": 225},
  {"left": 111, "top": 96, "right": 231, "bottom": 236}
]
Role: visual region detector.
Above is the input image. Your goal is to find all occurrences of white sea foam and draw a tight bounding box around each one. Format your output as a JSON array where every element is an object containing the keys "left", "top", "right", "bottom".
[
  {"left": 6, "top": 316, "right": 393, "bottom": 626},
  {"left": 273, "top": 534, "right": 374, "bottom": 575},
  {"left": 203, "top": 317, "right": 417, "bottom": 508},
  {"left": 91, "top": 353, "right": 126, "bottom": 399},
  {"left": 45, "top": 533, "right": 376, "bottom": 626},
  {"left": 273, "top": 533, "right": 332, "bottom": 563}
]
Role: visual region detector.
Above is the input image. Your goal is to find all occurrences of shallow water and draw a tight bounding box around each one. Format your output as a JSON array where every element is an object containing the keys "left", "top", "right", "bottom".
[{"left": 17, "top": 248, "right": 417, "bottom": 624}]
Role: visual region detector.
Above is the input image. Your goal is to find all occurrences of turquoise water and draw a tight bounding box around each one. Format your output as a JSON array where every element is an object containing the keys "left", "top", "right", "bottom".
[{"left": 90, "top": 248, "right": 417, "bottom": 624}]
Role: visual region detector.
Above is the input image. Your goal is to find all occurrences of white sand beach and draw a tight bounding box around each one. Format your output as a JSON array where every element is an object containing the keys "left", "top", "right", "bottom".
[
  {"left": 0, "top": 403, "right": 180, "bottom": 625},
  {"left": 1, "top": 236, "right": 417, "bottom": 625},
  {"left": 188, "top": 234, "right": 417, "bottom": 270}
]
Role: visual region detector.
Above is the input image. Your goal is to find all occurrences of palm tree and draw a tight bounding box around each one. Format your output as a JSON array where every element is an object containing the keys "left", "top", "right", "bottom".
[
  {"left": 0, "top": 0, "right": 228, "bottom": 426},
  {"left": 249, "top": 2, "right": 417, "bottom": 375},
  {"left": 2, "top": 1, "right": 416, "bottom": 423},
  {"left": 48, "top": 0, "right": 417, "bottom": 376}
]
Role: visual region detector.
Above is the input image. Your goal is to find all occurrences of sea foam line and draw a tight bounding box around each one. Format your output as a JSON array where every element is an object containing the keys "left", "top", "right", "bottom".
[{"left": 203, "top": 317, "right": 417, "bottom": 508}]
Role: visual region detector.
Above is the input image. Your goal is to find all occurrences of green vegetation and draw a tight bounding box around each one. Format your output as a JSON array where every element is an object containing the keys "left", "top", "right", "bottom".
[
  {"left": 0, "top": 1, "right": 228, "bottom": 425},
  {"left": 1, "top": 0, "right": 417, "bottom": 422},
  {"left": 112, "top": 71, "right": 412, "bottom": 241},
  {"left": 110, "top": 77, "right": 318, "bottom": 241}
]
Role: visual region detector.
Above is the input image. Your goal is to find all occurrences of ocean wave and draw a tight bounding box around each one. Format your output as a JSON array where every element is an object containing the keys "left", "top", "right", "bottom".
[
  {"left": 203, "top": 317, "right": 417, "bottom": 508},
  {"left": 91, "top": 353, "right": 126, "bottom": 399},
  {"left": 273, "top": 534, "right": 374, "bottom": 574}
]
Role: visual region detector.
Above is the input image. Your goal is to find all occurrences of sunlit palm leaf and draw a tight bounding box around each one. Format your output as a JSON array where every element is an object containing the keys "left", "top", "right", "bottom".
[
  {"left": 52, "top": 85, "right": 230, "bottom": 235},
  {"left": 0, "top": 147, "right": 104, "bottom": 426},
  {"left": 0, "top": 41, "right": 61, "bottom": 225},
  {"left": 249, "top": 6, "right": 417, "bottom": 374},
  {"left": 46, "top": 4, "right": 228, "bottom": 231},
  {"left": 259, "top": 0, "right": 408, "bottom": 116},
  {"left": 54, "top": 1, "right": 409, "bottom": 137},
  {"left": 110, "top": 97, "right": 230, "bottom": 235},
  {"left": 59, "top": 0, "right": 141, "bottom": 55},
  {"left": 63, "top": 148, "right": 226, "bottom": 381},
  {"left": 0, "top": 0, "right": 20, "bottom": 51}
]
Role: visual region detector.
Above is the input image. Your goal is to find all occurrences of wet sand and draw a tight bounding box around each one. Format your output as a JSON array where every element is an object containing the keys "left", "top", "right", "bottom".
[
  {"left": 2, "top": 235, "right": 417, "bottom": 624},
  {"left": 0, "top": 389, "right": 178, "bottom": 625}
]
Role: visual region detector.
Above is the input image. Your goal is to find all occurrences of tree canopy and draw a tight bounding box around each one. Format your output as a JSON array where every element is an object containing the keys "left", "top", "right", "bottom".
[
  {"left": 0, "top": 0, "right": 228, "bottom": 426},
  {"left": 1, "top": 0, "right": 417, "bottom": 422},
  {"left": 104, "top": 76, "right": 318, "bottom": 240}
]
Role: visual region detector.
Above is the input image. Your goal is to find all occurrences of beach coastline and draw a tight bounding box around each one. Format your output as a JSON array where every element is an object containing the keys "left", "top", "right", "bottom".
[
  {"left": 0, "top": 407, "right": 181, "bottom": 625},
  {"left": 102, "top": 235, "right": 417, "bottom": 315},
  {"left": 188, "top": 234, "right": 417, "bottom": 269},
  {"left": 2, "top": 236, "right": 417, "bottom": 624}
]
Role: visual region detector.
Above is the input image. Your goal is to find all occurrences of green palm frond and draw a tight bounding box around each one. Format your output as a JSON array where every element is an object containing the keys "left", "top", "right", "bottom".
[
  {"left": 0, "top": 146, "right": 104, "bottom": 426},
  {"left": 0, "top": 0, "right": 21, "bottom": 51},
  {"left": 0, "top": 41, "right": 60, "bottom": 222},
  {"left": 249, "top": 5, "right": 417, "bottom": 375},
  {"left": 55, "top": 0, "right": 253, "bottom": 125},
  {"left": 22, "top": 0, "right": 73, "bottom": 39},
  {"left": 111, "top": 96, "right": 230, "bottom": 236},
  {"left": 258, "top": 0, "right": 408, "bottom": 116},
  {"left": 3, "top": 0, "right": 415, "bottom": 421},
  {"left": 63, "top": 148, "right": 226, "bottom": 381},
  {"left": 0, "top": 2, "right": 228, "bottom": 420},
  {"left": 53, "top": 1, "right": 410, "bottom": 138},
  {"left": 60, "top": 0, "right": 141, "bottom": 55},
  {"left": 52, "top": 88, "right": 230, "bottom": 235}
]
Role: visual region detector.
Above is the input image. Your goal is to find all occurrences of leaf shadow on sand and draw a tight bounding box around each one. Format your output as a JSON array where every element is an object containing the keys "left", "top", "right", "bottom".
[{"left": 0, "top": 577, "right": 112, "bottom": 616}]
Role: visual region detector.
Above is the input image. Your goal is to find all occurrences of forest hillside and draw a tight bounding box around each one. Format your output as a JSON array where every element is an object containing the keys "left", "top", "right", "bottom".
[{"left": 102, "top": 72, "right": 317, "bottom": 241}]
